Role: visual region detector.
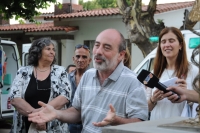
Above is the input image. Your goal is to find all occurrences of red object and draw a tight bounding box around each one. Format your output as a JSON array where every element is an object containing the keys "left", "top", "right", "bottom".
[
  {"left": 2, "top": 62, "right": 7, "bottom": 80},
  {"left": 7, "top": 97, "right": 11, "bottom": 109}
]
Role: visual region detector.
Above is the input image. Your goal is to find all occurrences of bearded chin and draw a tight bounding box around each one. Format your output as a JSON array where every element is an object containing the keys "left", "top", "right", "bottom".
[{"left": 93, "top": 60, "right": 107, "bottom": 71}]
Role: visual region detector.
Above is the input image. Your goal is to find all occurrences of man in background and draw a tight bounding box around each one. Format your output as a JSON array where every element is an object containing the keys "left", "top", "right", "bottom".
[
  {"left": 66, "top": 64, "right": 76, "bottom": 73},
  {"left": 68, "top": 44, "right": 91, "bottom": 133}
]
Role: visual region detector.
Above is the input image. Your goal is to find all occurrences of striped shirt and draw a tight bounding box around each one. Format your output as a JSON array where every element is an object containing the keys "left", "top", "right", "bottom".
[{"left": 72, "top": 61, "right": 148, "bottom": 133}]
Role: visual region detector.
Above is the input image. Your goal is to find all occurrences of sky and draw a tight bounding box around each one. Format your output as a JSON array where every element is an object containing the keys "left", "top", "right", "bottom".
[{"left": 10, "top": 0, "right": 195, "bottom": 24}]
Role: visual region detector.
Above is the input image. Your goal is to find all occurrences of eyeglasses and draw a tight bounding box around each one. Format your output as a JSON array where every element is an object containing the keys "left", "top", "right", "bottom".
[{"left": 75, "top": 44, "right": 90, "bottom": 52}]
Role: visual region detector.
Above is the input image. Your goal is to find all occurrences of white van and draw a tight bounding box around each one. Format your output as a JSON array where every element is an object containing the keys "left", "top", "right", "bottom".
[
  {"left": 134, "top": 30, "right": 200, "bottom": 74},
  {"left": 0, "top": 39, "right": 21, "bottom": 119},
  {"left": 22, "top": 43, "right": 31, "bottom": 66}
]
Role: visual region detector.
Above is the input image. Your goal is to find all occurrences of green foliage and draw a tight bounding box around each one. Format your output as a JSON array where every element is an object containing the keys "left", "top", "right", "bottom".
[
  {"left": 57, "top": 3, "right": 63, "bottom": 9},
  {"left": 86, "top": 1, "right": 101, "bottom": 10},
  {"left": 157, "top": 19, "right": 164, "bottom": 24},
  {"left": 96, "top": 0, "right": 117, "bottom": 8},
  {"left": 0, "top": 0, "right": 59, "bottom": 22},
  {"left": 79, "top": 0, "right": 101, "bottom": 10},
  {"left": 79, "top": 0, "right": 84, "bottom": 5},
  {"left": 18, "top": 19, "right": 25, "bottom": 24},
  {"left": 79, "top": 0, "right": 118, "bottom": 10},
  {"left": 126, "top": 0, "right": 131, "bottom": 6},
  {"left": 35, "top": 21, "right": 42, "bottom": 25}
]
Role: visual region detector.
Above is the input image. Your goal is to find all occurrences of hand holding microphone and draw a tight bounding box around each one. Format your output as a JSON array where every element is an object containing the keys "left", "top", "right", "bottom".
[{"left": 137, "top": 69, "right": 181, "bottom": 101}]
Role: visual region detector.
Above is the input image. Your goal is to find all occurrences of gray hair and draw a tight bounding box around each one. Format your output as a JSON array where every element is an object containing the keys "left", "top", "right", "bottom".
[{"left": 28, "top": 37, "right": 57, "bottom": 66}]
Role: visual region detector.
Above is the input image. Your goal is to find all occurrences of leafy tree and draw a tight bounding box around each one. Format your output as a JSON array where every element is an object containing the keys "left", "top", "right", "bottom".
[
  {"left": 79, "top": 0, "right": 84, "bottom": 5},
  {"left": 79, "top": 0, "right": 124, "bottom": 10},
  {"left": 79, "top": 0, "right": 101, "bottom": 10},
  {"left": 0, "top": 0, "right": 61, "bottom": 22},
  {"left": 117, "top": 0, "right": 200, "bottom": 57},
  {"left": 96, "top": 0, "right": 117, "bottom": 8},
  {"left": 18, "top": 19, "right": 25, "bottom": 24},
  {"left": 85, "top": 1, "right": 102, "bottom": 10}
]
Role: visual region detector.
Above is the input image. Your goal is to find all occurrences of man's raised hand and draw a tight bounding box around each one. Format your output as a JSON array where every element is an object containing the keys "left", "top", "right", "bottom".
[
  {"left": 28, "top": 101, "right": 57, "bottom": 124},
  {"left": 93, "top": 104, "right": 116, "bottom": 127}
]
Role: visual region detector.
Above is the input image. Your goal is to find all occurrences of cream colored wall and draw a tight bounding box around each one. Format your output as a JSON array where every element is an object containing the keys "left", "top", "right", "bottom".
[
  {"left": 56, "top": 18, "right": 144, "bottom": 70},
  {"left": 58, "top": 7, "right": 200, "bottom": 70},
  {"left": 61, "top": 39, "right": 75, "bottom": 68},
  {"left": 62, "top": 0, "right": 78, "bottom": 4},
  {"left": 154, "top": 7, "right": 200, "bottom": 29}
]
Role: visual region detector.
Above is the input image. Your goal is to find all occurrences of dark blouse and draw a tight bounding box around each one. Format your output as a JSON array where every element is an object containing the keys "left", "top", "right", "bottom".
[{"left": 24, "top": 72, "right": 51, "bottom": 132}]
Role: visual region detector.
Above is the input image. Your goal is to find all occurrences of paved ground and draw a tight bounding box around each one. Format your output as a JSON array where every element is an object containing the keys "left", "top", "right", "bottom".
[
  {"left": 0, "top": 120, "right": 11, "bottom": 133},
  {"left": 0, "top": 129, "right": 10, "bottom": 133}
]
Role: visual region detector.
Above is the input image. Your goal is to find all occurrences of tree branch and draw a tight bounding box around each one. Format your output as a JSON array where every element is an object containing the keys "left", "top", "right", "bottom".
[
  {"left": 117, "top": 0, "right": 164, "bottom": 56},
  {"left": 148, "top": 0, "right": 157, "bottom": 12},
  {"left": 117, "top": 0, "right": 129, "bottom": 13}
]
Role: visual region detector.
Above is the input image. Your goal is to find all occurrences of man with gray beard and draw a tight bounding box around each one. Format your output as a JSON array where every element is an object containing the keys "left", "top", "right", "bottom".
[{"left": 28, "top": 29, "right": 148, "bottom": 133}]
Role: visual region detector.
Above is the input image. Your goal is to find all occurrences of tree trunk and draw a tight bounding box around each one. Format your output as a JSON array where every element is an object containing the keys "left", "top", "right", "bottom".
[
  {"left": 180, "top": 9, "right": 200, "bottom": 36},
  {"left": 180, "top": 0, "right": 200, "bottom": 37},
  {"left": 117, "top": 0, "right": 165, "bottom": 57},
  {"left": 182, "top": 1, "right": 200, "bottom": 121}
]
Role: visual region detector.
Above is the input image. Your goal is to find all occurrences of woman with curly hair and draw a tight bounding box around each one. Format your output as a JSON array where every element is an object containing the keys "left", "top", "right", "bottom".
[{"left": 10, "top": 37, "right": 71, "bottom": 133}]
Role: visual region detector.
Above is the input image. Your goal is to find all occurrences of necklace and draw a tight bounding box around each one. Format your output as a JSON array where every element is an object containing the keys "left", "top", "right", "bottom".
[
  {"left": 36, "top": 67, "right": 49, "bottom": 72},
  {"left": 166, "top": 69, "right": 174, "bottom": 79},
  {"left": 35, "top": 68, "right": 51, "bottom": 91}
]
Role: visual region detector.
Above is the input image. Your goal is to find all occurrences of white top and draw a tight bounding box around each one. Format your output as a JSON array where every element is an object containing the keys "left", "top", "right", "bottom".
[{"left": 149, "top": 63, "right": 198, "bottom": 120}]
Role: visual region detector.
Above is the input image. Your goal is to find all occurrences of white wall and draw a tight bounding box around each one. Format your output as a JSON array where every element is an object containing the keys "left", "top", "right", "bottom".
[
  {"left": 155, "top": 8, "right": 187, "bottom": 28},
  {"left": 62, "top": 0, "right": 78, "bottom": 4},
  {"left": 56, "top": 7, "right": 200, "bottom": 70},
  {"left": 154, "top": 7, "right": 200, "bottom": 29},
  {"left": 56, "top": 18, "right": 144, "bottom": 69},
  {"left": 61, "top": 39, "right": 75, "bottom": 68},
  {"left": 67, "top": 18, "right": 128, "bottom": 43}
]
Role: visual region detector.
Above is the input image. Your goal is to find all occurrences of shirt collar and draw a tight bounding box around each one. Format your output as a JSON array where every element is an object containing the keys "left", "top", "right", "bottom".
[{"left": 69, "top": 70, "right": 76, "bottom": 77}]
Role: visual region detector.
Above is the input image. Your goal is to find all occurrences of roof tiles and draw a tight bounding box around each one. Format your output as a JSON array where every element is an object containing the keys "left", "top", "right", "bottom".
[
  {"left": 0, "top": 22, "right": 78, "bottom": 33},
  {"left": 45, "top": 1, "right": 194, "bottom": 19},
  {"left": 45, "top": 8, "right": 120, "bottom": 19},
  {"left": 0, "top": 1, "right": 194, "bottom": 32}
]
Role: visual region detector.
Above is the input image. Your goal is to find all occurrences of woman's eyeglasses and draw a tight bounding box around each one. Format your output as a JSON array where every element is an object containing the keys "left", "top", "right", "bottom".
[{"left": 75, "top": 44, "right": 90, "bottom": 52}]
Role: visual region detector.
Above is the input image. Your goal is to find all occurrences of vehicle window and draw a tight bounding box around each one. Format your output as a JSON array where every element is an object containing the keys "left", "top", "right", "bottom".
[
  {"left": 189, "top": 38, "right": 200, "bottom": 49},
  {"left": 136, "top": 60, "right": 149, "bottom": 74}
]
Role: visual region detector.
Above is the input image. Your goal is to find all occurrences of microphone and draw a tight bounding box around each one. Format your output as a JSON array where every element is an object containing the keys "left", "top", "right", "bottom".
[{"left": 137, "top": 69, "right": 180, "bottom": 101}]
